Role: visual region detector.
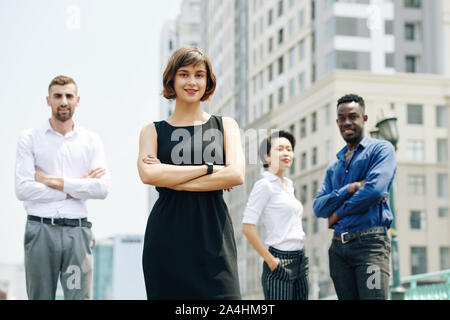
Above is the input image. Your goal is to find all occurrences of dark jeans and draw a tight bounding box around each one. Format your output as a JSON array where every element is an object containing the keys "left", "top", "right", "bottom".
[{"left": 328, "top": 229, "right": 391, "bottom": 300}]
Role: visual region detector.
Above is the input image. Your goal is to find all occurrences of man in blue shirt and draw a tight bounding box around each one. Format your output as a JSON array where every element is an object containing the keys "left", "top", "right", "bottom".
[{"left": 313, "top": 94, "right": 396, "bottom": 300}]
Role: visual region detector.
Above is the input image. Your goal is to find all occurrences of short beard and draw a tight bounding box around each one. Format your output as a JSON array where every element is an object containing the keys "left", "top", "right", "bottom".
[
  {"left": 54, "top": 109, "right": 73, "bottom": 122},
  {"left": 343, "top": 130, "right": 363, "bottom": 145}
]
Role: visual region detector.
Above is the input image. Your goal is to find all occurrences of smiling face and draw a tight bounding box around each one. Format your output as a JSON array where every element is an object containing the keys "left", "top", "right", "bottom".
[
  {"left": 46, "top": 84, "right": 79, "bottom": 122},
  {"left": 265, "top": 137, "right": 294, "bottom": 173},
  {"left": 336, "top": 101, "right": 368, "bottom": 145},
  {"left": 173, "top": 63, "right": 207, "bottom": 104}
]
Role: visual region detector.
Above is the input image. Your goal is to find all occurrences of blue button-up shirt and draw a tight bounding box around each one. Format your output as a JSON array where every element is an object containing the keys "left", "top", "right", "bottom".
[{"left": 313, "top": 136, "right": 396, "bottom": 234}]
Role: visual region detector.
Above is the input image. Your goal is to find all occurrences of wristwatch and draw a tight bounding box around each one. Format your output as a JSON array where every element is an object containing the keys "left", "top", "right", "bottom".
[{"left": 206, "top": 162, "right": 214, "bottom": 175}]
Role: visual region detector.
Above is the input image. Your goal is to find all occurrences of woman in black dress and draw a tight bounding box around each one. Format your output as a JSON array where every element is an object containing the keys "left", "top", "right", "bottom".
[{"left": 137, "top": 46, "right": 244, "bottom": 299}]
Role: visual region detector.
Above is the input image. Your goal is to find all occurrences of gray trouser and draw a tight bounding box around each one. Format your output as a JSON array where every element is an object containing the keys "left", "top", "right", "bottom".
[{"left": 24, "top": 219, "right": 95, "bottom": 300}]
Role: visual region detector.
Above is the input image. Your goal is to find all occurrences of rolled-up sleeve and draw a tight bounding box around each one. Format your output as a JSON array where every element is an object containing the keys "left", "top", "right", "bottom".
[
  {"left": 242, "top": 179, "right": 272, "bottom": 225},
  {"left": 313, "top": 164, "right": 352, "bottom": 218},
  {"left": 63, "top": 133, "right": 110, "bottom": 200}
]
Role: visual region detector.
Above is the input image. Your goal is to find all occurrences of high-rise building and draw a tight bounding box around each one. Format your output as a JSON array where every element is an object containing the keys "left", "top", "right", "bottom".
[
  {"left": 158, "top": 0, "right": 450, "bottom": 299},
  {"left": 159, "top": 0, "right": 202, "bottom": 120},
  {"left": 93, "top": 234, "right": 146, "bottom": 300}
]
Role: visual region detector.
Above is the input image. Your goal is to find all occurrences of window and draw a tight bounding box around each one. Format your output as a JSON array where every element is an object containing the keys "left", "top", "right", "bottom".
[
  {"left": 268, "top": 64, "right": 273, "bottom": 82},
  {"left": 289, "top": 0, "right": 296, "bottom": 8},
  {"left": 289, "top": 78, "right": 295, "bottom": 98},
  {"left": 326, "top": 51, "right": 336, "bottom": 74},
  {"left": 301, "top": 152, "right": 307, "bottom": 170},
  {"left": 385, "top": 53, "right": 394, "bottom": 68},
  {"left": 437, "top": 139, "right": 448, "bottom": 163},
  {"left": 312, "top": 180, "right": 318, "bottom": 199},
  {"left": 405, "top": 23, "right": 417, "bottom": 41},
  {"left": 312, "top": 147, "right": 317, "bottom": 166},
  {"left": 299, "top": 9, "right": 305, "bottom": 28},
  {"left": 410, "top": 210, "right": 426, "bottom": 231},
  {"left": 311, "top": 63, "right": 316, "bottom": 83},
  {"left": 311, "top": 0, "right": 315, "bottom": 21},
  {"left": 326, "top": 18, "right": 335, "bottom": 40},
  {"left": 437, "top": 173, "right": 448, "bottom": 198},
  {"left": 404, "top": 0, "right": 421, "bottom": 9},
  {"left": 299, "top": 40, "right": 305, "bottom": 60},
  {"left": 407, "top": 141, "right": 424, "bottom": 162},
  {"left": 259, "top": 71, "right": 264, "bottom": 90},
  {"left": 278, "top": 28, "right": 284, "bottom": 44},
  {"left": 278, "top": 86, "right": 284, "bottom": 105},
  {"left": 290, "top": 158, "right": 296, "bottom": 175},
  {"left": 260, "top": 100, "right": 264, "bottom": 117},
  {"left": 407, "top": 105, "right": 423, "bottom": 124},
  {"left": 411, "top": 247, "right": 427, "bottom": 275},
  {"left": 300, "top": 118, "right": 306, "bottom": 138},
  {"left": 385, "top": 20, "right": 393, "bottom": 35},
  {"left": 253, "top": 22, "right": 257, "bottom": 40},
  {"left": 302, "top": 217, "right": 308, "bottom": 235},
  {"left": 253, "top": 77, "right": 257, "bottom": 94},
  {"left": 278, "top": 56, "right": 284, "bottom": 74},
  {"left": 408, "top": 175, "right": 425, "bottom": 195},
  {"left": 299, "top": 72, "right": 305, "bottom": 92},
  {"left": 278, "top": 0, "right": 284, "bottom": 17},
  {"left": 268, "top": 94, "right": 274, "bottom": 111},
  {"left": 313, "top": 218, "right": 318, "bottom": 233},
  {"left": 289, "top": 17, "right": 295, "bottom": 37},
  {"left": 268, "top": 37, "right": 273, "bottom": 53},
  {"left": 439, "top": 207, "right": 449, "bottom": 218},
  {"left": 311, "top": 32, "right": 316, "bottom": 54},
  {"left": 301, "top": 184, "right": 308, "bottom": 203},
  {"left": 325, "top": 103, "right": 332, "bottom": 125},
  {"left": 311, "top": 112, "right": 317, "bottom": 132},
  {"left": 289, "top": 124, "right": 295, "bottom": 134},
  {"left": 406, "top": 55, "right": 417, "bottom": 73},
  {"left": 268, "top": 8, "right": 273, "bottom": 26},
  {"left": 440, "top": 247, "right": 450, "bottom": 270},
  {"left": 289, "top": 47, "right": 295, "bottom": 68},
  {"left": 326, "top": 139, "right": 333, "bottom": 161},
  {"left": 436, "top": 106, "right": 448, "bottom": 128}
]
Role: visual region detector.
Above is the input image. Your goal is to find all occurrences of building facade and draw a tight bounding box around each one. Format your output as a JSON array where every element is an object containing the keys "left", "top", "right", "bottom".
[{"left": 159, "top": 0, "right": 450, "bottom": 299}]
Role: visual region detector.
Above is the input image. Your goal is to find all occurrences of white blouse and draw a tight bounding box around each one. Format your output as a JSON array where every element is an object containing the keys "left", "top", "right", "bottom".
[{"left": 242, "top": 171, "right": 306, "bottom": 251}]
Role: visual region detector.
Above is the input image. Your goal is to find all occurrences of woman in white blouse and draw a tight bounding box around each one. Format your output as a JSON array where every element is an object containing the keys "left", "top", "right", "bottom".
[{"left": 242, "top": 130, "right": 308, "bottom": 300}]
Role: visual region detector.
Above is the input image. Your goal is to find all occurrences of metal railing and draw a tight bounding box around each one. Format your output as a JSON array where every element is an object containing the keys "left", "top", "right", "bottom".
[
  {"left": 320, "top": 269, "right": 450, "bottom": 300},
  {"left": 400, "top": 269, "right": 450, "bottom": 300}
]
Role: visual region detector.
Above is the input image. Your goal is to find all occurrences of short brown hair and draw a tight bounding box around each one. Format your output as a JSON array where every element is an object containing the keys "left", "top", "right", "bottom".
[
  {"left": 162, "top": 46, "right": 216, "bottom": 101},
  {"left": 48, "top": 75, "right": 78, "bottom": 94}
]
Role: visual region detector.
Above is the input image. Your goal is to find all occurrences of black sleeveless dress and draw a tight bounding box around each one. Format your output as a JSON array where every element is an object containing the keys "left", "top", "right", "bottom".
[{"left": 142, "top": 115, "right": 241, "bottom": 300}]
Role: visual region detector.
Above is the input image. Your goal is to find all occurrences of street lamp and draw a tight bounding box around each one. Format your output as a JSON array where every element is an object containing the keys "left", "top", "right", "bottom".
[{"left": 370, "top": 115, "right": 405, "bottom": 300}]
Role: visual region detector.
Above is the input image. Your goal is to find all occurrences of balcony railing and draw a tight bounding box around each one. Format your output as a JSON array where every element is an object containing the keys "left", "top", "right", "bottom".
[
  {"left": 321, "top": 269, "right": 450, "bottom": 300},
  {"left": 400, "top": 269, "right": 450, "bottom": 300}
]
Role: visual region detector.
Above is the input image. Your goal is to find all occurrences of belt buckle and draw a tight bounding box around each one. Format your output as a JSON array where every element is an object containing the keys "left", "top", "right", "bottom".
[
  {"left": 51, "top": 217, "right": 56, "bottom": 226},
  {"left": 341, "top": 232, "right": 349, "bottom": 244}
]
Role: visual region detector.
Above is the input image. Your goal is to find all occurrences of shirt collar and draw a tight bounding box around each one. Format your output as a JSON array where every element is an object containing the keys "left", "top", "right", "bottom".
[
  {"left": 42, "top": 118, "right": 78, "bottom": 137},
  {"left": 336, "top": 135, "right": 370, "bottom": 160},
  {"left": 262, "top": 170, "right": 293, "bottom": 187}
]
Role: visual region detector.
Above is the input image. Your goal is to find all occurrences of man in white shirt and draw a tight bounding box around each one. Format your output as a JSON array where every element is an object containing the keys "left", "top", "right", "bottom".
[{"left": 15, "top": 75, "right": 110, "bottom": 300}]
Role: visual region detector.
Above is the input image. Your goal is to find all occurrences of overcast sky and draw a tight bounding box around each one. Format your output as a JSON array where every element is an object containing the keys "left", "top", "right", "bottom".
[{"left": 0, "top": 0, "right": 182, "bottom": 264}]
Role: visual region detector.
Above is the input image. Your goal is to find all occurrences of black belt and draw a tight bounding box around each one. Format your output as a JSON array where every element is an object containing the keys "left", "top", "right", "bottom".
[
  {"left": 333, "top": 226, "right": 387, "bottom": 244},
  {"left": 28, "top": 215, "right": 92, "bottom": 228}
]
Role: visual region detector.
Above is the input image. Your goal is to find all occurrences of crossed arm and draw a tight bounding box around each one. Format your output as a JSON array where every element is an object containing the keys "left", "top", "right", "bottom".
[
  {"left": 15, "top": 132, "right": 110, "bottom": 202},
  {"left": 313, "top": 143, "right": 395, "bottom": 228},
  {"left": 137, "top": 117, "right": 245, "bottom": 191}
]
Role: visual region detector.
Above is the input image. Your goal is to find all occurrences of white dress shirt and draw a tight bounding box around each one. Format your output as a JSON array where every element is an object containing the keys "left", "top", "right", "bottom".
[
  {"left": 15, "top": 119, "right": 110, "bottom": 219},
  {"left": 242, "top": 171, "right": 306, "bottom": 251}
]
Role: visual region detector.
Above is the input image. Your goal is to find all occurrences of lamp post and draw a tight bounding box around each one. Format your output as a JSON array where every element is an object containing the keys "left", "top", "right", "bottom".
[{"left": 370, "top": 116, "right": 405, "bottom": 300}]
